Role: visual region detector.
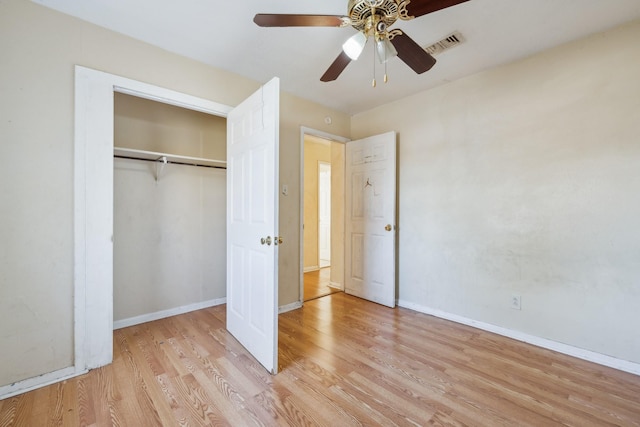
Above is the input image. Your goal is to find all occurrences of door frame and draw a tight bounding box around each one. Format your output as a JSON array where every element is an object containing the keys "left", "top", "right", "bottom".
[
  {"left": 74, "top": 66, "right": 232, "bottom": 372},
  {"left": 299, "top": 127, "right": 349, "bottom": 305},
  {"left": 1, "top": 66, "right": 234, "bottom": 398}
]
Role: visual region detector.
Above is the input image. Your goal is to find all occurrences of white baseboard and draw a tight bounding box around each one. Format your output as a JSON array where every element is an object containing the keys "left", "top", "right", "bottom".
[
  {"left": 398, "top": 300, "right": 640, "bottom": 377},
  {"left": 303, "top": 266, "right": 319, "bottom": 273},
  {"left": 113, "top": 297, "right": 227, "bottom": 330},
  {"left": 279, "top": 301, "right": 303, "bottom": 314},
  {"left": 0, "top": 366, "right": 87, "bottom": 400},
  {"left": 329, "top": 281, "right": 343, "bottom": 290}
]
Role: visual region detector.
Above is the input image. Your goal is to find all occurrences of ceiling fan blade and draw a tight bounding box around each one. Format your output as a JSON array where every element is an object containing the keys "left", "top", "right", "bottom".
[
  {"left": 402, "top": 0, "right": 470, "bottom": 19},
  {"left": 390, "top": 30, "right": 437, "bottom": 74},
  {"left": 320, "top": 51, "right": 352, "bottom": 82},
  {"left": 254, "top": 14, "right": 349, "bottom": 27}
]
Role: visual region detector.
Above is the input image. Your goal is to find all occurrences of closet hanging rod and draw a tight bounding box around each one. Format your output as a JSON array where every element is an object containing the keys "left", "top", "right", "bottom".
[
  {"left": 113, "top": 147, "right": 226, "bottom": 170},
  {"left": 114, "top": 154, "right": 226, "bottom": 170}
]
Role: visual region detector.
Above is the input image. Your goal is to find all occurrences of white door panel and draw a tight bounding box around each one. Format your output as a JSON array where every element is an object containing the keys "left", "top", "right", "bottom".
[
  {"left": 227, "top": 78, "right": 279, "bottom": 374},
  {"left": 345, "top": 132, "right": 396, "bottom": 308}
]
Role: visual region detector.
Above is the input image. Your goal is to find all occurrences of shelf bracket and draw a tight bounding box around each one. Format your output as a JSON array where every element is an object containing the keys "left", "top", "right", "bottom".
[{"left": 155, "top": 156, "right": 168, "bottom": 182}]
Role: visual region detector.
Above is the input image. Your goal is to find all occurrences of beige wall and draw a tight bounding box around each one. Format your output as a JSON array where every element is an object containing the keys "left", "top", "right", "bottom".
[
  {"left": 0, "top": 0, "right": 349, "bottom": 387},
  {"left": 303, "top": 137, "right": 332, "bottom": 270},
  {"left": 352, "top": 20, "right": 640, "bottom": 363},
  {"left": 114, "top": 94, "right": 227, "bottom": 322},
  {"left": 114, "top": 92, "right": 227, "bottom": 160}
]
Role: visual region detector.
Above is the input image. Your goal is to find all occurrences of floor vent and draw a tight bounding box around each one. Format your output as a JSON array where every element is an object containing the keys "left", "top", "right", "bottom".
[{"left": 424, "top": 31, "right": 465, "bottom": 55}]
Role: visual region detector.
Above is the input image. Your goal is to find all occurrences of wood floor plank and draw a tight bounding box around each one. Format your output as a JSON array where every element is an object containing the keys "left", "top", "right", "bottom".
[
  {"left": 60, "top": 379, "right": 80, "bottom": 427},
  {"left": 113, "top": 328, "right": 175, "bottom": 426},
  {"left": 304, "top": 268, "right": 339, "bottom": 301},
  {"left": 2, "top": 292, "right": 640, "bottom": 426},
  {"left": 251, "top": 386, "right": 314, "bottom": 426}
]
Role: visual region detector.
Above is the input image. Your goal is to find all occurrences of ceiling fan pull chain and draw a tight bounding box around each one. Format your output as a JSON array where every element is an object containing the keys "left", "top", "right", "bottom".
[
  {"left": 384, "top": 50, "right": 389, "bottom": 83},
  {"left": 372, "top": 41, "right": 377, "bottom": 87}
]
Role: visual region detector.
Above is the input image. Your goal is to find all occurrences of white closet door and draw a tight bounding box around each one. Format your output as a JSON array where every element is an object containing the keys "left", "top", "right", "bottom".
[{"left": 226, "top": 78, "right": 280, "bottom": 374}]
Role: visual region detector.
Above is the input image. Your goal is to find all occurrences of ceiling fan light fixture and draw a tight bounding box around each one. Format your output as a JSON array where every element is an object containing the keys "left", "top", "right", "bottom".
[
  {"left": 342, "top": 31, "right": 367, "bottom": 60},
  {"left": 375, "top": 36, "right": 397, "bottom": 63}
]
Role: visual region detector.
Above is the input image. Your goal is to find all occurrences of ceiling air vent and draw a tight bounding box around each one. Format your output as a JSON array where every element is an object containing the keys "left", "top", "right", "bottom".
[{"left": 424, "top": 31, "right": 465, "bottom": 55}]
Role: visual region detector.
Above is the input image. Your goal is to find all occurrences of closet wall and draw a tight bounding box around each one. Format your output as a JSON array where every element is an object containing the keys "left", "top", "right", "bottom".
[{"left": 113, "top": 93, "right": 227, "bottom": 325}]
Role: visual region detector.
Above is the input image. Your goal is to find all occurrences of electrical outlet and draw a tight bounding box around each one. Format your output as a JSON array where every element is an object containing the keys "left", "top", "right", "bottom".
[{"left": 511, "top": 295, "right": 522, "bottom": 310}]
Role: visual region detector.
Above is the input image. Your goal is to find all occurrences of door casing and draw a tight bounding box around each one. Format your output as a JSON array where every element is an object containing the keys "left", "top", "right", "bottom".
[
  {"left": 74, "top": 66, "right": 231, "bottom": 376},
  {"left": 299, "top": 128, "right": 350, "bottom": 304}
]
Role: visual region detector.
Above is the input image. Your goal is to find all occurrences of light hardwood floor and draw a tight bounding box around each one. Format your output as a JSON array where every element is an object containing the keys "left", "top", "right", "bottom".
[
  {"left": 2, "top": 293, "right": 640, "bottom": 426},
  {"left": 303, "top": 268, "right": 339, "bottom": 301}
]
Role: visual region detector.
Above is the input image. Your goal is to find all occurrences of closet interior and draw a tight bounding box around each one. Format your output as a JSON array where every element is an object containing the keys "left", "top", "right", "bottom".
[{"left": 113, "top": 93, "right": 227, "bottom": 328}]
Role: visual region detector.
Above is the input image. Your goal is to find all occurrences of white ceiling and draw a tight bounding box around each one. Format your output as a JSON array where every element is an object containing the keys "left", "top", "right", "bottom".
[{"left": 33, "top": 0, "right": 640, "bottom": 115}]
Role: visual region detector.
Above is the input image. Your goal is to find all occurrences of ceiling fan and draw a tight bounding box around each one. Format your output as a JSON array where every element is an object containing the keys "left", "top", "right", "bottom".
[{"left": 254, "top": 0, "right": 470, "bottom": 84}]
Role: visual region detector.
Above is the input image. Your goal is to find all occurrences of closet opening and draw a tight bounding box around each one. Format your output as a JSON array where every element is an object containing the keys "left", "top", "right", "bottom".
[{"left": 113, "top": 93, "right": 227, "bottom": 329}]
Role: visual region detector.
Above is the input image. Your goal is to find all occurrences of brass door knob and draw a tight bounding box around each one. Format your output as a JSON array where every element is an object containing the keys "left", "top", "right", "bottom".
[{"left": 385, "top": 224, "right": 392, "bottom": 232}]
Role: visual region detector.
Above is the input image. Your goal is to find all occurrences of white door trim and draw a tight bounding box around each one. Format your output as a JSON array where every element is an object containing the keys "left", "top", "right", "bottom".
[
  {"left": 3, "top": 66, "right": 232, "bottom": 399},
  {"left": 72, "top": 67, "right": 231, "bottom": 380},
  {"left": 299, "top": 127, "right": 349, "bottom": 305}
]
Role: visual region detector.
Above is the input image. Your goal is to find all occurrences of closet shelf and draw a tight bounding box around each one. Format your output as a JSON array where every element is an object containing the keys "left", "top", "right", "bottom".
[{"left": 114, "top": 147, "right": 226, "bottom": 169}]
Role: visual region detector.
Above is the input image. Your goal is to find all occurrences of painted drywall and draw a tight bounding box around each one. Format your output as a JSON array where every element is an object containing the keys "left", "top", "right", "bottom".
[
  {"left": 0, "top": 0, "right": 349, "bottom": 388},
  {"left": 303, "top": 137, "right": 332, "bottom": 270},
  {"left": 352, "top": 20, "right": 640, "bottom": 363},
  {"left": 114, "top": 92, "right": 227, "bottom": 160},
  {"left": 114, "top": 94, "right": 226, "bottom": 322},
  {"left": 114, "top": 160, "right": 226, "bottom": 321}
]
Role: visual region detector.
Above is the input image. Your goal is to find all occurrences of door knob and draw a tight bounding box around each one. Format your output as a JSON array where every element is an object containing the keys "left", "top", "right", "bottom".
[
  {"left": 260, "top": 236, "right": 272, "bottom": 246},
  {"left": 385, "top": 224, "right": 392, "bottom": 232}
]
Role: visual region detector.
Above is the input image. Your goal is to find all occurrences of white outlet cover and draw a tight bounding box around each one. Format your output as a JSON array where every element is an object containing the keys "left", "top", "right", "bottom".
[{"left": 511, "top": 295, "right": 522, "bottom": 310}]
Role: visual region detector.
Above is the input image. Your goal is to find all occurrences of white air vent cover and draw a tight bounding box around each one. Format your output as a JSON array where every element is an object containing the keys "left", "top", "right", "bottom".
[{"left": 424, "top": 31, "right": 465, "bottom": 55}]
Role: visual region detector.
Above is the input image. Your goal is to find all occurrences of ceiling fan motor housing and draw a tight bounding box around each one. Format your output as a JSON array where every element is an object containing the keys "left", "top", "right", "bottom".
[{"left": 348, "top": 0, "right": 400, "bottom": 32}]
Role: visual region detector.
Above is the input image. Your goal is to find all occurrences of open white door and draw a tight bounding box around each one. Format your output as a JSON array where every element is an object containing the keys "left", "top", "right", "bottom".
[
  {"left": 227, "top": 78, "right": 279, "bottom": 374},
  {"left": 345, "top": 131, "right": 396, "bottom": 308}
]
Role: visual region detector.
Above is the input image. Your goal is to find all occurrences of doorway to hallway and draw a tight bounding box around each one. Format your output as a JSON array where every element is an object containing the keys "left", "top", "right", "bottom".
[
  {"left": 300, "top": 129, "right": 348, "bottom": 303},
  {"left": 303, "top": 268, "right": 340, "bottom": 301}
]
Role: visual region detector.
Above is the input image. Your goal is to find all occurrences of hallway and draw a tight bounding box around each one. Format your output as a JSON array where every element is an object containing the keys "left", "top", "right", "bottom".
[{"left": 303, "top": 268, "right": 340, "bottom": 301}]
